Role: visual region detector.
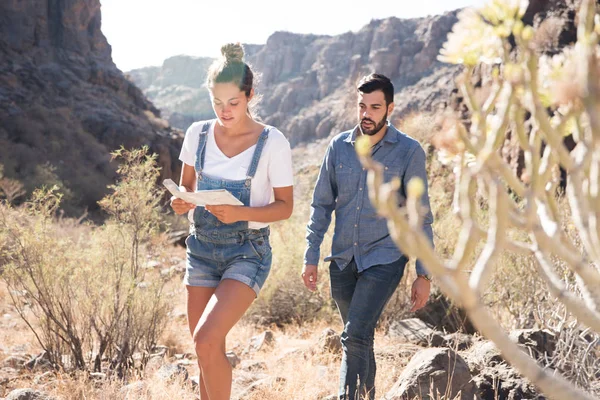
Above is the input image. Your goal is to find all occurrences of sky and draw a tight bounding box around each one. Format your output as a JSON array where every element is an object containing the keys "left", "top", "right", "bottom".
[{"left": 99, "top": 0, "right": 487, "bottom": 72}]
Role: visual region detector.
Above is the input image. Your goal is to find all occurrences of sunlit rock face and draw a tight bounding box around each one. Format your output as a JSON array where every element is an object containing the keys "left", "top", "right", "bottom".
[
  {"left": 0, "top": 0, "right": 183, "bottom": 213},
  {"left": 128, "top": 11, "right": 464, "bottom": 145}
]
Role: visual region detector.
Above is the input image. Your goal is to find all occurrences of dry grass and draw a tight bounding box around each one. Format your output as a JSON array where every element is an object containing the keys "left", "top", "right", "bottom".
[
  {"left": 0, "top": 301, "right": 423, "bottom": 400},
  {"left": 0, "top": 281, "right": 38, "bottom": 361},
  {"left": 396, "top": 112, "right": 439, "bottom": 148},
  {"left": 0, "top": 232, "right": 423, "bottom": 399},
  {"left": 2, "top": 129, "right": 599, "bottom": 398},
  {"left": 246, "top": 162, "right": 337, "bottom": 326},
  {"left": 0, "top": 149, "right": 171, "bottom": 373}
]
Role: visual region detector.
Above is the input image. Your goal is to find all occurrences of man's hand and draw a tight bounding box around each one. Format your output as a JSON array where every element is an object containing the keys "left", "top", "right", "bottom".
[
  {"left": 410, "top": 276, "right": 431, "bottom": 312},
  {"left": 302, "top": 264, "right": 318, "bottom": 291},
  {"left": 205, "top": 205, "right": 244, "bottom": 224},
  {"left": 170, "top": 198, "right": 195, "bottom": 215}
]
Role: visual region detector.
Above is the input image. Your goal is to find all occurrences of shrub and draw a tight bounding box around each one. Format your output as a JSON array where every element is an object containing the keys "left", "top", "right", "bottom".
[
  {"left": 0, "top": 147, "right": 170, "bottom": 374},
  {"left": 0, "top": 164, "right": 25, "bottom": 204}
]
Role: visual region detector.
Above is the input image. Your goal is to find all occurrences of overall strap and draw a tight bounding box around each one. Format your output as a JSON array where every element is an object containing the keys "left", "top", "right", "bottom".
[
  {"left": 246, "top": 127, "right": 270, "bottom": 180},
  {"left": 194, "top": 120, "right": 213, "bottom": 174}
]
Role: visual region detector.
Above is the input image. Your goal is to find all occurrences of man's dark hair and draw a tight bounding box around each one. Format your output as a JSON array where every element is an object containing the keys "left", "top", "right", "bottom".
[{"left": 357, "top": 73, "right": 394, "bottom": 105}]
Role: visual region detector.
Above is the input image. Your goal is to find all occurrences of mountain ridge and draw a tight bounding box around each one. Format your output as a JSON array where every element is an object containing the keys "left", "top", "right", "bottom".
[{"left": 127, "top": 10, "right": 462, "bottom": 146}]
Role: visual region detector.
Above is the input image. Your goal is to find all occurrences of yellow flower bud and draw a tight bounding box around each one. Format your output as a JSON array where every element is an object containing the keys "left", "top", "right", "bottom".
[
  {"left": 463, "top": 53, "right": 479, "bottom": 66},
  {"left": 407, "top": 177, "right": 425, "bottom": 199},
  {"left": 512, "top": 20, "right": 524, "bottom": 37},
  {"left": 491, "top": 66, "right": 500, "bottom": 80},
  {"left": 355, "top": 135, "right": 371, "bottom": 157},
  {"left": 521, "top": 26, "right": 535, "bottom": 42},
  {"left": 494, "top": 25, "right": 511, "bottom": 38},
  {"left": 562, "top": 117, "right": 576, "bottom": 138}
]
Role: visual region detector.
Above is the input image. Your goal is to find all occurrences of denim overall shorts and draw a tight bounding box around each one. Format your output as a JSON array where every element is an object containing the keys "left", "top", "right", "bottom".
[{"left": 183, "top": 120, "right": 272, "bottom": 296}]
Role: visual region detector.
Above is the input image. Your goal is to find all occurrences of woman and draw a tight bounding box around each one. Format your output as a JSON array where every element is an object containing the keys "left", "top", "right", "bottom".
[{"left": 170, "top": 43, "right": 293, "bottom": 400}]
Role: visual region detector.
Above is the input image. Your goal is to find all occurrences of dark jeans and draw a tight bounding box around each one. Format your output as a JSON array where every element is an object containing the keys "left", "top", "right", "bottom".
[{"left": 329, "top": 257, "right": 407, "bottom": 400}]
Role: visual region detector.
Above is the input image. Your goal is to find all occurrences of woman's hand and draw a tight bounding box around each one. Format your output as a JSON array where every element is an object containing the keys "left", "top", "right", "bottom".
[
  {"left": 205, "top": 205, "right": 244, "bottom": 224},
  {"left": 170, "top": 197, "right": 196, "bottom": 215}
]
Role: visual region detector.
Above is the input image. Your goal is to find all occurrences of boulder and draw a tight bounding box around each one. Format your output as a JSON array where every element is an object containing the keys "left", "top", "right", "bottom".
[
  {"left": 239, "top": 360, "right": 267, "bottom": 372},
  {"left": 385, "top": 347, "right": 478, "bottom": 400},
  {"left": 443, "top": 332, "right": 474, "bottom": 351},
  {"left": 473, "top": 363, "right": 541, "bottom": 400},
  {"left": 2, "top": 355, "right": 29, "bottom": 369},
  {"left": 5, "top": 389, "right": 53, "bottom": 400},
  {"left": 509, "top": 329, "right": 556, "bottom": 358},
  {"left": 318, "top": 328, "right": 342, "bottom": 354},
  {"left": 248, "top": 330, "right": 275, "bottom": 352},
  {"left": 226, "top": 351, "right": 240, "bottom": 368},
  {"left": 387, "top": 318, "right": 446, "bottom": 347},
  {"left": 155, "top": 363, "right": 189, "bottom": 382},
  {"left": 463, "top": 341, "right": 504, "bottom": 374},
  {"left": 24, "top": 352, "right": 52, "bottom": 371},
  {"left": 414, "top": 290, "right": 476, "bottom": 334}
]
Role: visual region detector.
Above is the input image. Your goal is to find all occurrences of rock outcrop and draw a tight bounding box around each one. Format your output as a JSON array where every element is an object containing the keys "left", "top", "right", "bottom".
[
  {"left": 127, "top": 0, "right": 593, "bottom": 184},
  {"left": 127, "top": 12, "right": 463, "bottom": 146},
  {"left": 385, "top": 347, "right": 479, "bottom": 400},
  {"left": 0, "top": 0, "right": 183, "bottom": 213},
  {"left": 2, "top": 0, "right": 592, "bottom": 212},
  {"left": 127, "top": 55, "right": 215, "bottom": 130}
]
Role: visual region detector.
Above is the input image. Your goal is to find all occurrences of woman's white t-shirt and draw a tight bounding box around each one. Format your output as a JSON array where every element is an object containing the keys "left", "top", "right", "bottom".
[{"left": 178, "top": 120, "right": 294, "bottom": 229}]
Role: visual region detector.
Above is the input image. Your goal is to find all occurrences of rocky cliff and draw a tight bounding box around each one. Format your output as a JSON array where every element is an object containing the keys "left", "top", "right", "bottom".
[
  {"left": 127, "top": 55, "right": 215, "bottom": 131},
  {"left": 250, "top": 13, "right": 461, "bottom": 146},
  {"left": 128, "top": 0, "right": 589, "bottom": 152},
  {"left": 1, "top": 0, "right": 589, "bottom": 212},
  {"left": 127, "top": 12, "right": 463, "bottom": 146},
  {"left": 0, "top": 0, "right": 183, "bottom": 213}
]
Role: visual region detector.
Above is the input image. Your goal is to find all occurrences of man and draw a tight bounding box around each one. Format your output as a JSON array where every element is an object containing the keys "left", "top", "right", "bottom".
[{"left": 302, "top": 73, "right": 434, "bottom": 400}]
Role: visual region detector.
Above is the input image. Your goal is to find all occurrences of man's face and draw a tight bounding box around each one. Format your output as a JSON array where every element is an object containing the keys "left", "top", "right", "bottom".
[{"left": 357, "top": 90, "right": 391, "bottom": 136}]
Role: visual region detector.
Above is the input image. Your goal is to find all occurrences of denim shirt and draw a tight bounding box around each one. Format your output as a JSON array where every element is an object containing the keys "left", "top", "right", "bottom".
[{"left": 304, "top": 122, "right": 434, "bottom": 275}]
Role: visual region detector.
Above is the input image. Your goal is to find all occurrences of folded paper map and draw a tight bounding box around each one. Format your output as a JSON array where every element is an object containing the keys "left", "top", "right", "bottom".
[{"left": 163, "top": 179, "right": 243, "bottom": 206}]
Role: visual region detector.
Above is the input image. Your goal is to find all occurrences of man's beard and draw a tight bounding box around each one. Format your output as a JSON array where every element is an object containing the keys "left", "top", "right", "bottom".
[{"left": 359, "top": 112, "right": 387, "bottom": 136}]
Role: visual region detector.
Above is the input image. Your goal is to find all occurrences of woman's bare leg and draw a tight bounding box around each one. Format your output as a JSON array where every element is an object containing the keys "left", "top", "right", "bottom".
[
  {"left": 186, "top": 286, "right": 217, "bottom": 400},
  {"left": 193, "top": 279, "right": 256, "bottom": 400}
]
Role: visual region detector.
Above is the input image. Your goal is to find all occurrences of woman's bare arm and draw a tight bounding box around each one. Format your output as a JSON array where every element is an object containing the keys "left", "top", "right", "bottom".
[
  {"left": 170, "top": 163, "right": 196, "bottom": 215},
  {"left": 206, "top": 186, "right": 293, "bottom": 224}
]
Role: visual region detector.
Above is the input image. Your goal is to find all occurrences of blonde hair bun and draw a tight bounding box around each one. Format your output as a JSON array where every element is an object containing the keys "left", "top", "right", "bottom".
[{"left": 221, "top": 43, "right": 244, "bottom": 63}]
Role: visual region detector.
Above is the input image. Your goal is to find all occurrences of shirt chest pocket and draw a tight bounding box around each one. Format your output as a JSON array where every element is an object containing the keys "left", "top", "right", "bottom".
[
  {"left": 335, "top": 161, "right": 359, "bottom": 193},
  {"left": 383, "top": 163, "right": 404, "bottom": 183}
]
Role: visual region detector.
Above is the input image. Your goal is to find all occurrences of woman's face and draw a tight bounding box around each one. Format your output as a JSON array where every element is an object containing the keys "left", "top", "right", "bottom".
[{"left": 210, "top": 82, "right": 252, "bottom": 128}]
